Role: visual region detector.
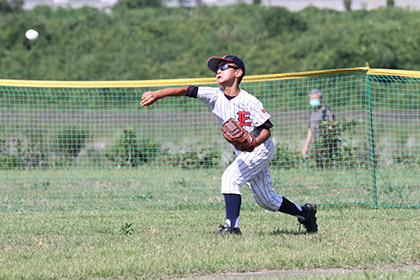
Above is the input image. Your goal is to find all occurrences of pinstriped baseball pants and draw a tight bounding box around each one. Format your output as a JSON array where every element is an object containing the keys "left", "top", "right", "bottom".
[{"left": 221, "top": 138, "right": 283, "bottom": 211}]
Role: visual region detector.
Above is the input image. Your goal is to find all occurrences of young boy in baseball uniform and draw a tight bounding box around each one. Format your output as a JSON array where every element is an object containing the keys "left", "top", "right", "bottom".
[{"left": 141, "top": 55, "right": 318, "bottom": 234}]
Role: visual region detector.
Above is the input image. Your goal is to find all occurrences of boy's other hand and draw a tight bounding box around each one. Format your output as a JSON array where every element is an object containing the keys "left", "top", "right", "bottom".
[{"left": 141, "top": 91, "right": 158, "bottom": 106}]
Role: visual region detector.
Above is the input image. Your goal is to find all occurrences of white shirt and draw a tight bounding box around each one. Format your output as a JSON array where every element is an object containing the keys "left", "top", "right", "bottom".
[{"left": 196, "top": 87, "right": 271, "bottom": 137}]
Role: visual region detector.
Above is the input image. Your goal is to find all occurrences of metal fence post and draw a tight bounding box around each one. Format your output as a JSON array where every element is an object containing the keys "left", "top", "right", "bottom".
[{"left": 366, "top": 71, "right": 378, "bottom": 208}]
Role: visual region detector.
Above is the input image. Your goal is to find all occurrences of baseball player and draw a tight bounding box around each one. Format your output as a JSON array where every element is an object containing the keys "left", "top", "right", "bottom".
[{"left": 141, "top": 55, "right": 318, "bottom": 235}]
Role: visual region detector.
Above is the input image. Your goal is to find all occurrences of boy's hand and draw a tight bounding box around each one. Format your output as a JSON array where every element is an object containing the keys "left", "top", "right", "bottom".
[{"left": 141, "top": 91, "right": 159, "bottom": 106}]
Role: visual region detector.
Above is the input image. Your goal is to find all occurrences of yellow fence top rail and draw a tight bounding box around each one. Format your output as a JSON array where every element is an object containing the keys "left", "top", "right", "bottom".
[
  {"left": 1, "top": 66, "right": 419, "bottom": 88},
  {"left": 366, "top": 68, "right": 420, "bottom": 78}
]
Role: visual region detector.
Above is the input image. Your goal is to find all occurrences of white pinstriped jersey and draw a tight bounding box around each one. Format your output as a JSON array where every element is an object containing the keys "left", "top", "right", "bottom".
[
  {"left": 196, "top": 87, "right": 271, "bottom": 137},
  {"left": 194, "top": 86, "right": 283, "bottom": 211}
]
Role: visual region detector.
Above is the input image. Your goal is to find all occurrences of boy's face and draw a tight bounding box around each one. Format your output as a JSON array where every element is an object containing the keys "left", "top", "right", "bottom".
[{"left": 215, "top": 62, "right": 243, "bottom": 86}]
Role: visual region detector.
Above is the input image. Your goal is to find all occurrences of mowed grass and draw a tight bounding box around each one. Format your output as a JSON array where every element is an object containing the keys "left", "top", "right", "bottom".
[
  {"left": 0, "top": 206, "right": 419, "bottom": 279},
  {"left": 2, "top": 166, "right": 420, "bottom": 211}
]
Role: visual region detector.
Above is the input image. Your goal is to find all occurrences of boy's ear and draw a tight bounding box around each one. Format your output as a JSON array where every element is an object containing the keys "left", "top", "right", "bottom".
[{"left": 235, "top": 69, "right": 244, "bottom": 79}]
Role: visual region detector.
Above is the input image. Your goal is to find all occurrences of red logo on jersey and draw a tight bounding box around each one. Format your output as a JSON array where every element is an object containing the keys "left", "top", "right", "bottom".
[
  {"left": 262, "top": 109, "right": 266, "bottom": 113},
  {"left": 237, "top": 111, "right": 251, "bottom": 126}
]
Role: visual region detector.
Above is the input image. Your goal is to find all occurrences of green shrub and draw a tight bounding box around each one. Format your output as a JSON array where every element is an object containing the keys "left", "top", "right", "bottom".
[
  {"left": 392, "top": 150, "right": 420, "bottom": 167},
  {"left": 55, "top": 126, "right": 89, "bottom": 158},
  {"left": 312, "top": 118, "right": 366, "bottom": 169},
  {"left": 105, "top": 128, "right": 159, "bottom": 167},
  {"left": 161, "top": 146, "right": 220, "bottom": 169},
  {"left": 0, "top": 138, "right": 6, "bottom": 154},
  {"left": 0, "top": 154, "right": 23, "bottom": 169},
  {"left": 0, "top": 136, "right": 49, "bottom": 169},
  {"left": 181, "top": 148, "right": 220, "bottom": 169},
  {"left": 180, "top": 151, "right": 200, "bottom": 169},
  {"left": 271, "top": 143, "right": 301, "bottom": 169}
]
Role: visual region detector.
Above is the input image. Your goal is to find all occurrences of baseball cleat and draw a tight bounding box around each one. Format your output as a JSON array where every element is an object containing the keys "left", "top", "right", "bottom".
[
  {"left": 298, "top": 203, "right": 318, "bottom": 233},
  {"left": 214, "top": 222, "right": 242, "bottom": 235}
]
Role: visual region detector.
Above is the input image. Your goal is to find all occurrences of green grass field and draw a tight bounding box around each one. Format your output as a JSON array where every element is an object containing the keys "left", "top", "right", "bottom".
[
  {"left": 1, "top": 206, "right": 419, "bottom": 279},
  {"left": 2, "top": 166, "right": 419, "bottom": 211}
]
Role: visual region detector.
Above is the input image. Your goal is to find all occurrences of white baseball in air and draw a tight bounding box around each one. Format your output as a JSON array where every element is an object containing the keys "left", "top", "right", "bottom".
[{"left": 25, "top": 29, "right": 39, "bottom": 41}]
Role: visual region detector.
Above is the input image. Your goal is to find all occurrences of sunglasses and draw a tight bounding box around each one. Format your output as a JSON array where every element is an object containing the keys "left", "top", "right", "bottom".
[{"left": 216, "top": 64, "right": 239, "bottom": 72}]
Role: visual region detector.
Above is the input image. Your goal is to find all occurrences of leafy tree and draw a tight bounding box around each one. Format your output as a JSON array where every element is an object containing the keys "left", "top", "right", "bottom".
[
  {"left": 260, "top": 6, "right": 308, "bottom": 37},
  {"left": 1, "top": 5, "right": 420, "bottom": 80},
  {"left": 0, "top": 0, "right": 23, "bottom": 13},
  {"left": 113, "top": 0, "right": 163, "bottom": 9},
  {"left": 344, "top": 0, "right": 351, "bottom": 11}
]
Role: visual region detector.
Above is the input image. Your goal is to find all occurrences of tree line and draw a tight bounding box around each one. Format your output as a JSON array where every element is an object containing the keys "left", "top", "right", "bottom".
[{"left": 1, "top": 3, "right": 420, "bottom": 80}]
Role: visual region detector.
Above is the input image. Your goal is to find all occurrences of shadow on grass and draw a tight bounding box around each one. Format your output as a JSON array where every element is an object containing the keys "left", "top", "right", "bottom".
[
  {"left": 253, "top": 228, "right": 308, "bottom": 236},
  {"left": 269, "top": 228, "right": 308, "bottom": 235}
]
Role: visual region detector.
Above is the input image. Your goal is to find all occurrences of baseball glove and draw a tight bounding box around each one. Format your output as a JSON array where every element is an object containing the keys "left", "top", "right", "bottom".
[{"left": 221, "top": 118, "right": 256, "bottom": 152}]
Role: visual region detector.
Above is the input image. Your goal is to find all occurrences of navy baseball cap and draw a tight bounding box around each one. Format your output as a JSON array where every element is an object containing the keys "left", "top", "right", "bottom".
[{"left": 206, "top": 55, "right": 245, "bottom": 76}]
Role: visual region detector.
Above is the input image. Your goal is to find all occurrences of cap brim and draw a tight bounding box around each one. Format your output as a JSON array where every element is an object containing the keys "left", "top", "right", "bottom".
[{"left": 206, "top": 56, "right": 235, "bottom": 73}]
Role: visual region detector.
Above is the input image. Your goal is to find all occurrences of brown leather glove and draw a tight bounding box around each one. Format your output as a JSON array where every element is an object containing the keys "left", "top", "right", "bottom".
[{"left": 221, "top": 118, "right": 256, "bottom": 152}]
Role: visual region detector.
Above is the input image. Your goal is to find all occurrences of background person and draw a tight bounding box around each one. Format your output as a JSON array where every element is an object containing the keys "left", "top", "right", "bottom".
[{"left": 302, "top": 89, "right": 334, "bottom": 168}]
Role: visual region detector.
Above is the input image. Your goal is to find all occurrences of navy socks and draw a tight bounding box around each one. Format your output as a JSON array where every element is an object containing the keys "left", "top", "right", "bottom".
[
  {"left": 224, "top": 195, "right": 306, "bottom": 229},
  {"left": 278, "top": 197, "right": 307, "bottom": 219},
  {"left": 224, "top": 194, "right": 241, "bottom": 229}
]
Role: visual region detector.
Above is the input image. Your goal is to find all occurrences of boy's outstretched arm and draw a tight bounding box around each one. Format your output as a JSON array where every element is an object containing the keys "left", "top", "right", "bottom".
[{"left": 141, "top": 86, "right": 188, "bottom": 106}]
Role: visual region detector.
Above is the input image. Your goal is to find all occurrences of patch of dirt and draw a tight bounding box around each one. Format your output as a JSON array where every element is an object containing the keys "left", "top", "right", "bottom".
[{"left": 191, "top": 264, "right": 420, "bottom": 279}]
